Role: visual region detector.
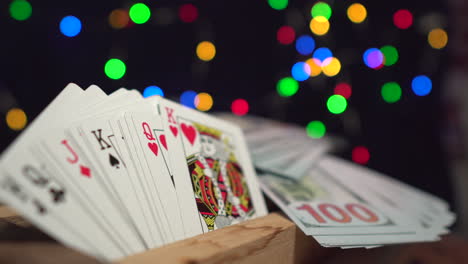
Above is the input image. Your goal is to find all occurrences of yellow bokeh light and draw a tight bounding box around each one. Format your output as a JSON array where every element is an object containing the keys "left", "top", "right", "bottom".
[
  {"left": 305, "top": 58, "right": 322, "bottom": 77},
  {"left": 196, "top": 41, "right": 216, "bottom": 62},
  {"left": 195, "top": 92, "right": 213, "bottom": 111},
  {"left": 428, "top": 28, "right": 448, "bottom": 49},
  {"left": 109, "top": 9, "right": 129, "bottom": 29},
  {"left": 309, "top": 16, "right": 330, "bottom": 36},
  {"left": 347, "top": 3, "right": 367, "bottom": 24},
  {"left": 322, "top": 57, "right": 341, "bottom": 77},
  {"left": 6, "top": 108, "right": 27, "bottom": 131}
]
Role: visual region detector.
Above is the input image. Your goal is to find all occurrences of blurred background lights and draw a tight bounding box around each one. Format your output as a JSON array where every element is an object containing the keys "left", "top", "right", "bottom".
[
  {"left": 363, "top": 48, "right": 384, "bottom": 69},
  {"left": 104, "top": 59, "right": 126, "bottom": 80},
  {"left": 268, "top": 0, "right": 288, "bottom": 10},
  {"left": 60, "top": 16, "right": 82, "bottom": 37},
  {"left": 109, "top": 9, "right": 129, "bottom": 29},
  {"left": 334, "top": 83, "right": 352, "bottom": 99},
  {"left": 321, "top": 57, "right": 341, "bottom": 77},
  {"left": 195, "top": 93, "right": 213, "bottom": 112},
  {"left": 412, "top": 75, "right": 432, "bottom": 96},
  {"left": 129, "top": 3, "right": 151, "bottom": 24},
  {"left": 428, "top": 28, "right": 448, "bottom": 49},
  {"left": 179, "top": 4, "right": 198, "bottom": 23},
  {"left": 352, "top": 146, "right": 370, "bottom": 165},
  {"left": 6, "top": 108, "right": 27, "bottom": 131},
  {"left": 305, "top": 58, "right": 322, "bottom": 77},
  {"left": 180, "top": 90, "right": 197, "bottom": 108},
  {"left": 380, "top": 45, "right": 399, "bottom": 66},
  {"left": 231, "top": 99, "right": 249, "bottom": 116},
  {"left": 277, "top": 77, "right": 299, "bottom": 97},
  {"left": 311, "top": 2, "right": 332, "bottom": 20},
  {"left": 381, "top": 82, "right": 402, "bottom": 103},
  {"left": 277, "top": 26, "right": 296, "bottom": 45},
  {"left": 306, "top": 121, "right": 326, "bottom": 139},
  {"left": 196, "top": 41, "right": 216, "bottom": 61},
  {"left": 291, "top": 62, "right": 311, "bottom": 81},
  {"left": 295, "top": 35, "right": 315, "bottom": 55},
  {"left": 347, "top": 3, "right": 367, "bottom": 24},
  {"left": 143, "top": 86, "right": 164, "bottom": 98},
  {"left": 9, "top": 0, "right": 32, "bottom": 21},
  {"left": 393, "top": 9, "right": 413, "bottom": 29},
  {"left": 313, "top": 47, "right": 333, "bottom": 65},
  {"left": 327, "top": 94, "right": 347, "bottom": 114},
  {"left": 309, "top": 16, "right": 330, "bottom": 36}
]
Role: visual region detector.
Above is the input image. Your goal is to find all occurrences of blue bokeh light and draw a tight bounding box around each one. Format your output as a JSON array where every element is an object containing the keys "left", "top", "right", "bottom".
[
  {"left": 180, "top": 90, "right": 197, "bottom": 108},
  {"left": 412, "top": 75, "right": 432, "bottom": 96},
  {"left": 313, "top": 47, "right": 333, "bottom": 63},
  {"left": 143, "top": 86, "right": 164, "bottom": 98},
  {"left": 295, "top": 35, "right": 316, "bottom": 56},
  {"left": 363, "top": 48, "right": 384, "bottom": 69},
  {"left": 291, "top": 62, "right": 311, "bottom": 82},
  {"left": 60, "top": 16, "right": 82, "bottom": 37}
]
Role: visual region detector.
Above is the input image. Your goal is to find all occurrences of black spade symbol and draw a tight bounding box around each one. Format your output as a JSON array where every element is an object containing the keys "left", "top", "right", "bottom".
[{"left": 109, "top": 153, "right": 120, "bottom": 169}]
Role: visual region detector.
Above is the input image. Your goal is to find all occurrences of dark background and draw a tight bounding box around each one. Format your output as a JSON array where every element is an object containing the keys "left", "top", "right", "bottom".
[{"left": 0, "top": 1, "right": 453, "bottom": 205}]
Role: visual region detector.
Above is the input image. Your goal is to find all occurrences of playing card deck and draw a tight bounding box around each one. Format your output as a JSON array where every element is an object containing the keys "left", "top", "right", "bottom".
[{"left": 0, "top": 84, "right": 268, "bottom": 261}]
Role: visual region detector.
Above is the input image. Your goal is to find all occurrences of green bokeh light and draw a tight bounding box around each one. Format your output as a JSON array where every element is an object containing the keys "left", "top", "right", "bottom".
[
  {"left": 9, "top": 0, "right": 32, "bottom": 21},
  {"left": 327, "top": 95, "right": 347, "bottom": 114},
  {"left": 306, "top": 121, "right": 326, "bottom": 139},
  {"left": 381, "top": 82, "right": 402, "bottom": 103},
  {"left": 311, "top": 2, "right": 332, "bottom": 20},
  {"left": 277, "top": 77, "right": 299, "bottom": 97},
  {"left": 105, "top": 59, "right": 126, "bottom": 80},
  {"left": 129, "top": 3, "right": 151, "bottom": 24},
  {"left": 380, "top": 45, "right": 399, "bottom": 66},
  {"left": 268, "top": 0, "right": 288, "bottom": 10}
]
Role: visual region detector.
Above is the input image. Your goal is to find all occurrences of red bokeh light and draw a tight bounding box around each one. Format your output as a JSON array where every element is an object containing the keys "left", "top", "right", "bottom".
[
  {"left": 231, "top": 99, "right": 249, "bottom": 116},
  {"left": 179, "top": 4, "right": 198, "bottom": 23},
  {"left": 393, "top": 9, "right": 413, "bottom": 29},
  {"left": 334, "top": 83, "right": 352, "bottom": 99},
  {"left": 276, "top": 26, "right": 296, "bottom": 45},
  {"left": 352, "top": 146, "right": 370, "bottom": 165}
]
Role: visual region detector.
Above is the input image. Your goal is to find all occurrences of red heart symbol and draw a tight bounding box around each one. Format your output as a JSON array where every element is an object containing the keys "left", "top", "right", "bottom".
[
  {"left": 170, "top": 126, "right": 178, "bottom": 137},
  {"left": 148, "top": 142, "right": 159, "bottom": 156},
  {"left": 181, "top": 123, "right": 197, "bottom": 145},
  {"left": 159, "top": 135, "right": 168, "bottom": 150}
]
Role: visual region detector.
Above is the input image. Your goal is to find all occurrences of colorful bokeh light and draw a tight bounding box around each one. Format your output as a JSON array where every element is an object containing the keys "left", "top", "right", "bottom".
[
  {"left": 305, "top": 58, "right": 322, "bottom": 77},
  {"left": 180, "top": 90, "right": 197, "bottom": 108},
  {"left": 311, "top": 2, "right": 332, "bottom": 20},
  {"left": 231, "top": 99, "right": 249, "bottom": 116},
  {"left": 295, "top": 35, "right": 316, "bottom": 55},
  {"left": 310, "top": 16, "right": 330, "bottom": 36},
  {"left": 196, "top": 41, "right": 216, "bottom": 62},
  {"left": 322, "top": 57, "right": 341, "bottom": 77},
  {"left": 277, "top": 77, "right": 299, "bottom": 97},
  {"left": 195, "top": 93, "right": 213, "bottom": 112},
  {"left": 129, "top": 3, "right": 151, "bottom": 24},
  {"left": 277, "top": 26, "right": 296, "bottom": 45},
  {"left": 268, "top": 0, "right": 288, "bottom": 10},
  {"left": 104, "top": 59, "right": 126, "bottom": 80},
  {"left": 347, "top": 3, "right": 367, "bottom": 24},
  {"left": 9, "top": 0, "right": 32, "bottom": 21},
  {"left": 428, "top": 28, "right": 448, "bottom": 49},
  {"left": 352, "top": 146, "right": 370, "bottom": 165},
  {"left": 313, "top": 47, "right": 333, "bottom": 65},
  {"left": 334, "top": 83, "right": 352, "bottom": 99},
  {"left": 380, "top": 45, "right": 399, "bottom": 66},
  {"left": 393, "top": 9, "right": 413, "bottom": 29},
  {"left": 143, "top": 86, "right": 164, "bottom": 98},
  {"left": 291, "top": 62, "right": 311, "bottom": 82},
  {"left": 412, "top": 75, "right": 432, "bottom": 96},
  {"left": 6, "top": 108, "right": 27, "bottom": 131},
  {"left": 109, "top": 9, "right": 130, "bottom": 29},
  {"left": 363, "top": 48, "right": 384, "bottom": 69},
  {"left": 381, "top": 82, "right": 402, "bottom": 103},
  {"left": 306, "top": 121, "right": 326, "bottom": 139},
  {"left": 179, "top": 4, "right": 198, "bottom": 23},
  {"left": 60, "top": 16, "right": 82, "bottom": 37},
  {"left": 327, "top": 95, "right": 347, "bottom": 114}
]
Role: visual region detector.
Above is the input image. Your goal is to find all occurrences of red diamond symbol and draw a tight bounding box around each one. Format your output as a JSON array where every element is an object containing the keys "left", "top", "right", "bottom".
[{"left": 80, "top": 165, "right": 91, "bottom": 178}]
